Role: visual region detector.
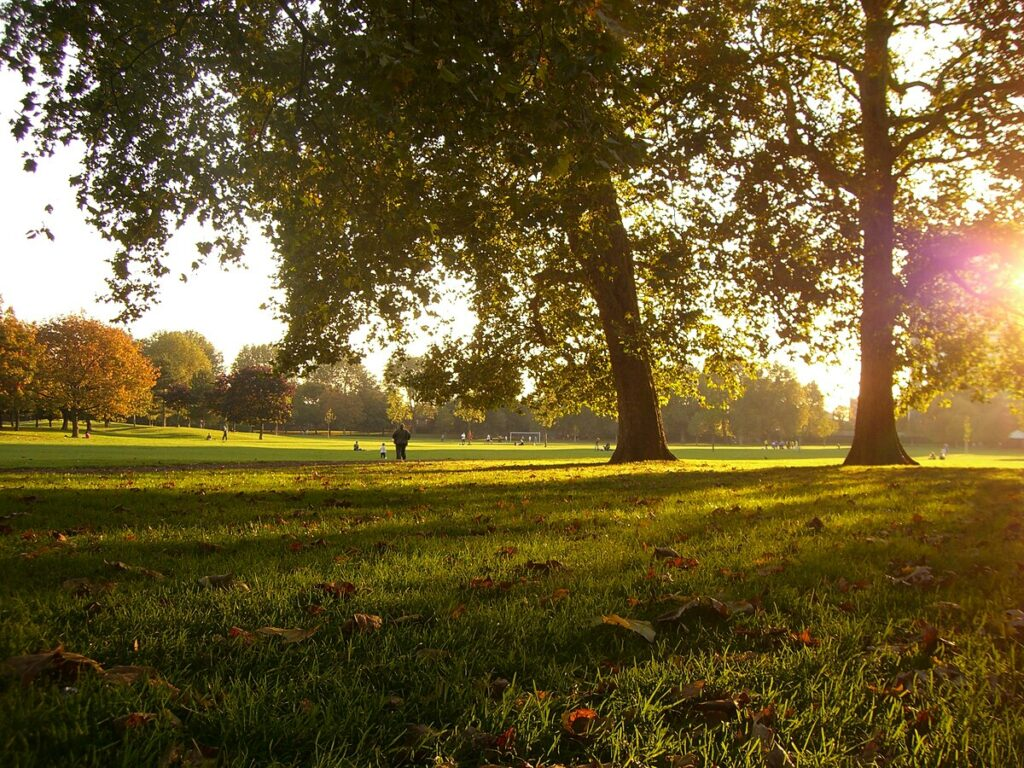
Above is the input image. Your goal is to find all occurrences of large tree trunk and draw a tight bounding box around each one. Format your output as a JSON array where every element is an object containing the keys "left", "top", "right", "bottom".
[
  {"left": 845, "top": 0, "right": 916, "bottom": 466},
  {"left": 71, "top": 408, "right": 80, "bottom": 438},
  {"left": 574, "top": 180, "right": 675, "bottom": 463},
  {"left": 259, "top": 422, "right": 264, "bottom": 440},
  {"left": 61, "top": 408, "right": 69, "bottom": 432}
]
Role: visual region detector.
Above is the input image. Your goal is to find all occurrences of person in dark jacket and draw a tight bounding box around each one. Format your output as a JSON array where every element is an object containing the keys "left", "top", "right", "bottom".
[{"left": 392, "top": 423, "right": 411, "bottom": 461}]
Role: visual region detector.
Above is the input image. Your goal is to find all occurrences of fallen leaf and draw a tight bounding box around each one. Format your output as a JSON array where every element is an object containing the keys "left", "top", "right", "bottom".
[
  {"left": 254, "top": 626, "right": 319, "bottom": 643},
  {"left": 316, "top": 581, "right": 356, "bottom": 599},
  {"left": 392, "top": 613, "right": 425, "bottom": 624},
  {"left": 805, "top": 517, "right": 825, "bottom": 531},
  {"left": 343, "top": 613, "right": 383, "bottom": 633},
  {"left": 561, "top": 707, "right": 601, "bottom": 737},
  {"left": 1, "top": 647, "right": 104, "bottom": 685},
  {"left": 656, "top": 596, "right": 738, "bottom": 623},
  {"left": 670, "top": 680, "right": 706, "bottom": 702},
  {"left": 105, "top": 560, "right": 166, "bottom": 580},
  {"left": 197, "top": 542, "right": 224, "bottom": 553},
  {"left": 450, "top": 603, "right": 467, "bottom": 620},
  {"left": 790, "top": 629, "right": 820, "bottom": 647},
  {"left": 495, "top": 725, "right": 516, "bottom": 749},
  {"left": 469, "top": 576, "right": 495, "bottom": 590},
  {"left": 887, "top": 564, "right": 941, "bottom": 587},
  {"left": 228, "top": 626, "right": 256, "bottom": 643},
  {"left": 653, "top": 546, "right": 681, "bottom": 559},
  {"left": 115, "top": 712, "right": 159, "bottom": 731},
  {"left": 542, "top": 588, "right": 570, "bottom": 605},
  {"left": 103, "top": 665, "right": 156, "bottom": 686},
  {"left": 197, "top": 573, "right": 249, "bottom": 591},
  {"left": 598, "top": 614, "right": 656, "bottom": 642}
]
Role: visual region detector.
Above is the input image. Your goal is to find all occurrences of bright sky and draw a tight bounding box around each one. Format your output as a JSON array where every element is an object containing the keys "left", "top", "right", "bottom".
[{"left": 0, "top": 71, "right": 858, "bottom": 409}]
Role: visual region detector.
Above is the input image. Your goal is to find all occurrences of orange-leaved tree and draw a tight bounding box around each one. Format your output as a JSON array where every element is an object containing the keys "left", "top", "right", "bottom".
[
  {"left": 0, "top": 303, "right": 42, "bottom": 429},
  {"left": 35, "top": 315, "right": 157, "bottom": 437}
]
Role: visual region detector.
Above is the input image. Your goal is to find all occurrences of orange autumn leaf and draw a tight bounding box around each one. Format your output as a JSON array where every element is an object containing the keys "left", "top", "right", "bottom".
[{"left": 562, "top": 707, "right": 600, "bottom": 736}]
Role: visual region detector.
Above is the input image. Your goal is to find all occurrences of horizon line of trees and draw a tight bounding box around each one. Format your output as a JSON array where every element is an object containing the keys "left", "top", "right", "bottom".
[{"left": 3, "top": 304, "right": 1020, "bottom": 447}]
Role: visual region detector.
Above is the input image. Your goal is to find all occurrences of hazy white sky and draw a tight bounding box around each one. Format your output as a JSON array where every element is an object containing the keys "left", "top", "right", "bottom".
[{"left": 0, "top": 71, "right": 858, "bottom": 408}]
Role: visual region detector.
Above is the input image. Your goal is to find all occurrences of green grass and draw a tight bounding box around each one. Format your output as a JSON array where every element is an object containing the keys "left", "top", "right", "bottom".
[
  {"left": 0, "top": 422, "right": 1015, "bottom": 469},
  {"left": 1, "top": 447, "right": 1023, "bottom": 766}
]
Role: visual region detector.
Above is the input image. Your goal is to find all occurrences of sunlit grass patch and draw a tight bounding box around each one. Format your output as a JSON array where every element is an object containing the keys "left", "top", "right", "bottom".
[{"left": 1, "top": 460, "right": 1023, "bottom": 766}]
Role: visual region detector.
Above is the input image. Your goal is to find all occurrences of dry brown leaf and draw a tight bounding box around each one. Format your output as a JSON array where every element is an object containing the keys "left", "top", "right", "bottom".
[
  {"left": 315, "top": 581, "right": 356, "bottom": 599},
  {"left": 105, "top": 560, "right": 166, "bottom": 580},
  {"left": 197, "top": 573, "right": 249, "bottom": 591},
  {"left": 103, "top": 665, "right": 156, "bottom": 686},
  {"left": 653, "top": 546, "right": 681, "bottom": 559},
  {"left": 598, "top": 614, "right": 656, "bottom": 642},
  {"left": 2, "top": 646, "right": 104, "bottom": 685},
  {"left": 254, "top": 625, "right": 319, "bottom": 643},
  {"left": 341, "top": 613, "right": 383, "bottom": 633}
]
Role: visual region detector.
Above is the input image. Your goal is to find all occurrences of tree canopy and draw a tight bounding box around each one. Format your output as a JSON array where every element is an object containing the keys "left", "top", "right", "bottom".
[
  {"left": 0, "top": 303, "right": 41, "bottom": 428},
  {"left": 0, "top": 0, "right": 770, "bottom": 463},
  {"left": 215, "top": 365, "right": 294, "bottom": 439},
  {"left": 3, "top": 1, "right": 1021, "bottom": 463},
  {"left": 727, "top": 0, "right": 1024, "bottom": 464},
  {"left": 35, "top": 315, "right": 157, "bottom": 437}
]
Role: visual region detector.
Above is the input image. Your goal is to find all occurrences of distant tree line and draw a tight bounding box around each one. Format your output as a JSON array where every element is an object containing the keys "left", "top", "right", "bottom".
[{"left": 2, "top": 304, "right": 1020, "bottom": 447}]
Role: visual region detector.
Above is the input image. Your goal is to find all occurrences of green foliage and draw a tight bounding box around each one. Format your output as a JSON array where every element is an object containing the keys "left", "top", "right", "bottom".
[
  {"left": 727, "top": 0, "right": 1024, "bottom": 433},
  {"left": 231, "top": 343, "right": 279, "bottom": 373},
  {"left": 0, "top": 0, "right": 768, "bottom": 459},
  {"left": 142, "top": 331, "right": 218, "bottom": 391},
  {"left": 215, "top": 366, "right": 294, "bottom": 436}
]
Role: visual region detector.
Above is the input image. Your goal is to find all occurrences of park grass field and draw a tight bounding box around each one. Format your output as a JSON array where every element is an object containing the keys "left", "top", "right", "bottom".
[
  {"left": 1, "top": 429, "right": 1024, "bottom": 766},
  {"left": 0, "top": 422, "right": 1015, "bottom": 469}
]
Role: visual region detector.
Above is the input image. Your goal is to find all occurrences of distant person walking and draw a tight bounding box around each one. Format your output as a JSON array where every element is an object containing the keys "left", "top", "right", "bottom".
[
  {"left": 392, "top": 423, "right": 411, "bottom": 461},
  {"left": 379, "top": 442, "right": 387, "bottom": 459},
  {"left": 222, "top": 424, "right": 228, "bottom": 441}
]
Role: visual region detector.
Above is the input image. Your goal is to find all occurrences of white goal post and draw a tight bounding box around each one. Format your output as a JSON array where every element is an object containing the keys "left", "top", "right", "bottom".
[{"left": 509, "top": 431, "right": 542, "bottom": 444}]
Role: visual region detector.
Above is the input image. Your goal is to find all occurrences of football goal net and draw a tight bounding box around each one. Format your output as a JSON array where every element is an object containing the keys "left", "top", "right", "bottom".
[{"left": 509, "top": 431, "right": 542, "bottom": 444}]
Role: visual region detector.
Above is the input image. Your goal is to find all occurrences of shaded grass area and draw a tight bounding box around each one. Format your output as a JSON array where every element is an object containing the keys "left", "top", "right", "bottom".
[{"left": 1, "top": 460, "right": 1023, "bottom": 766}]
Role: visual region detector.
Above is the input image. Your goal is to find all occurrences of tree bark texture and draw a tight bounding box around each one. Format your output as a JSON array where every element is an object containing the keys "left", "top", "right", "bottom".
[
  {"left": 845, "top": 0, "right": 917, "bottom": 466},
  {"left": 574, "top": 180, "right": 675, "bottom": 463}
]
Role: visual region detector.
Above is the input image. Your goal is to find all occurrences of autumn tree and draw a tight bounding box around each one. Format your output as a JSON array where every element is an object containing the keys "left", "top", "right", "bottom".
[
  {"left": 215, "top": 365, "right": 294, "bottom": 439},
  {"left": 0, "top": 303, "right": 41, "bottom": 429},
  {"left": 729, "top": 0, "right": 1024, "bottom": 464},
  {"left": 35, "top": 315, "right": 157, "bottom": 437},
  {"left": 0, "top": 0, "right": 765, "bottom": 463}
]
